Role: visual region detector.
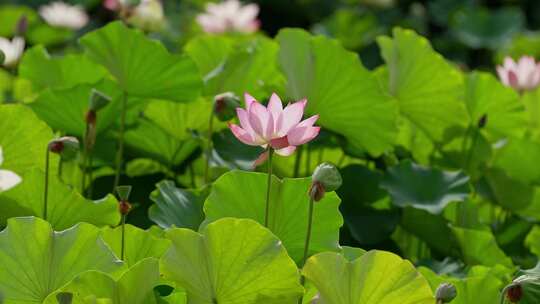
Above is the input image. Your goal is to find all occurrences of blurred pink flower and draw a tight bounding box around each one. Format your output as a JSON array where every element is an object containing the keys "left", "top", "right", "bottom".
[
  {"left": 196, "top": 0, "right": 259, "bottom": 34},
  {"left": 497, "top": 56, "right": 540, "bottom": 92},
  {"left": 229, "top": 93, "right": 320, "bottom": 165}
]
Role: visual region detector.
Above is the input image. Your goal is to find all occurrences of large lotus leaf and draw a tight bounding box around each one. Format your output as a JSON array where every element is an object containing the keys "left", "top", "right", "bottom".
[
  {"left": 464, "top": 72, "right": 526, "bottom": 140},
  {"left": 377, "top": 28, "right": 467, "bottom": 141},
  {"left": 380, "top": 161, "right": 470, "bottom": 214},
  {"left": 203, "top": 170, "right": 343, "bottom": 262},
  {"left": 124, "top": 119, "right": 199, "bottom": 167},
  {"left": 185, "top": 35, "right": 283, "bottom": 99},
  {"left": 18, "top": 45, "right": 107, "bottom": 91},
  {"left": 148, "top": 180, "right": 205, "bottom": 230},
  {"left": 161, "top": 218, "right": 303, "bottom": 303},
  {"left": 525, "top": 226, "right": 540, "bottom": 258},
  {"left": 0, "top": 217, "right": 123, "bottom": 303},
  {"left": 144, "top": 99, "right": 212, "bottom": 141},
  {"left": 493, "top": 137, "right": 540, "bottom": 184},
  {"left": 451, "top": 225, "right": 514, "bottom": 268},
  {"left": 419, "top": 265, "right": 507, "bottom": 304},
  {"left": 29, "top": 80, "right": 122, "bottom": 137},
  {"left": 80, "top": 21, "right": 201, "bottom": 102},
  {"left": 0, "top": 104, "right": 58, "bottom": 175},
  {"left": 302, "top": 250, "right": 434, "bottom": 304},
  {"left": 0, "top": 168, "right": 119, "bottom": 230},
  {"left": 276, "top": 28, "right": 397, "bottom": 156},
  {"left": 451, "top": 7, "right": 524, "bottom": 49},
  {"left": 482, "top": 168, "right": 535, "bottom": 211},
  {"left": 100, "top": 225, "right": 170, "bottom": 268},
  {"left": 44, "top": 258, "right": 160, "bottom": 304}
]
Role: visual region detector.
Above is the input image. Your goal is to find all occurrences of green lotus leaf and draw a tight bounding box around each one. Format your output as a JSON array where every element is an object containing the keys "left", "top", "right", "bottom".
[
  {"left": 148, "top": 180, "right": 205, "bottom": 230},
  {"left": 100, "top": 225, "right": 170, "bottom": 268},
  {"left": 464, "top": 72, "right": 526, "bottom": 140},
  {"left": 525, "top": 226, "right": 540, "bottom": 258},
  {"left": 80, "top": 21, "right": 201, "bottom": 102},
  {"left": 277, "top": 28, "right": 397, "bottom": 156},
  {"left": 0, "top": 217, "right": 123, "bottom": 303},
  {"left": 44, "top": 258, "right": 160, "bottom": 304},
  {"left": 0, "top": 168, "right": 120, "bottom": 229},
  {"left": 380, "top": 160, "right": 470, "bottom": 214},
  {"left": 19, "top": 45, "right": 107, "bottom": 91},
  {"left": 493, "top": 137, "right": 540, "bottom": 184},
  {"left": 0, "top": 5, "right": 39, "bottom": 37},
  {"left": 203, "top": 170, "right": 343, "bottom": 262},
  {"left": 302, "top": 250, "right": 434, "bottom": 304},
  {"left": 161, "top": 218, "right": 303, "bottom": 303},
  {"left": 377, "top": 27, "right": 467, "bottom": 142}
]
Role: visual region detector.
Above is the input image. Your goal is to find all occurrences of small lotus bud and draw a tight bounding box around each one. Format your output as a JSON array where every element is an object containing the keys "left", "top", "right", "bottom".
[
  {"left": 15, "top": 16, "right": 28, "bottom": 36},
  {"left": 477, "top": 114, "right": 487, "bottom": 129},
  {"left": 214, "top": 92, "right": 240, "bottom": 121},
  {"left": 56, "top": 292, "right": 73, "bottom": 304},
  {"left": 89, "top": 89, "right": 111, "bottom": 112},
  {"left": 506, "top": 284, "right": 523, "bottom": 302},
  {"left": 0, "top": 49, "right": 4, "bottom": 65},
  {"left": 115, "top": 185, "right": 132, "bottom": 201},
  {"left": 436, "top": 282, "right": 457, "bottom": 303},
  {"left": 312, "top": 162, "right": 342, "bottom": 192},
  {"left": 48, "top": 137, "right": 80, "bottom": 161},
  {"left": 309, "top": 181, "right": 325, "bottom": 201},
  {"left": 118, "top": 200, "right": 132, "bottom": 215}
]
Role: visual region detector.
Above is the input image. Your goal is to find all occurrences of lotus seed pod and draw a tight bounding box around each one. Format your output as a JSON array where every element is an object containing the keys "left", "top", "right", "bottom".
[
  {"left": 214, "top": 92, "right": 240, "bottom": 122},
  {"left": 312, "top": 162, "right": 342, "bottom": 192},
  {"left": 89, "top": 89, "right": 111, "bottom": 112},
  {"left": 48, "top": 136, "right": 80, "bottom": 161},
  {"left": 115, "top": 185, "right": 132, "bottom": 201},
  {"left": 435, "top": 282, "right": 457, "bottom": 303}
]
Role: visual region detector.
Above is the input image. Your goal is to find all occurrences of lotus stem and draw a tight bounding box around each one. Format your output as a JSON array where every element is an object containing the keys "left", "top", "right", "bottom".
[
  {"left": 204, "top": 111, "right": 214, "bottom": 185},
  {"left": 43, "top": 148, "right": 50, "bottom": 220},
  {"left": 264, "top": 149, "right": 274, "bottom": 227},
  {"left": 293, "top": 145, "right": 303, "bottom": 177},
  {"left": 299, "top": 195, "right": 315, "bottom": 304},
  {"left": 113, "top": 92, "right": 128, "bottom": 192},
  {"left": 120, "top": 213, "right": 126, "bottom": 260}
]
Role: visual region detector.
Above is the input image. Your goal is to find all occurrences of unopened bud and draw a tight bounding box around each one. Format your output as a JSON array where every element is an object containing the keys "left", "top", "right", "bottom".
[
  {"left": 309, "top": 181, "right": 325, "bottom": 201},
  {"left": 436, "top": 282, "right": 457, "bottom": 303},
  {"left": 477, "top": 114, "right": 487, "bottom": 129},
  {"left": 312, "top": 162, "right": 342, "bottom": 192},
  {"left": 506, "top": 284, "right": 522, "bottom": 303},
  {"left": 115, "top": 185, "right": 132, "bottom": 201},
  {"left": 89, "top": 89, "right": 111, "bottom": 112},
  {"left": 48, "top": 137, "right": 80, "bottom": 161},
  {"left": 214, "top": 92, "right": 240, "bottom": 121},
  {"left": 118, "top": 200, "right": 132, "bottom": 215},
  {"left": 15, "top": 16, "right": 28, "bottom": 36},
  {"left": 56, "top": 292, "right": 73, "bottom": 304}
]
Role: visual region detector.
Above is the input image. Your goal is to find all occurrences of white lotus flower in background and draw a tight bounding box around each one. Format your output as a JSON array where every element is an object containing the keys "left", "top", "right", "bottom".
[
  {"left": 196, "top": 0, "right": 260, "bottom": 34},
  {"left": 0, "top": 37, "right": 24, "bottom": 67},
  {"left": 0, "top": 147, "right": 21, "bottom": 192},
  {"left": 129, "top": 0, "right": 165, "bottom": 32},
  {"left": 497, "top": 56, "right": 540, "bottom": 92},
  {"left": 39, "top": 2, "right": 89, "bottom": 30}
]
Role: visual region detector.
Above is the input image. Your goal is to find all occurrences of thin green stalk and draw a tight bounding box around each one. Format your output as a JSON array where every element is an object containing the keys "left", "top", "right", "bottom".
[
  {"left": 81, "top": 123, "right": 89, "bottom": 194},
  {"left": 264, "top": 149, "right": 274, "bottom": 227},
  {"left": 299, "top": 196, "right": 315, "bottom": 304},
  {"left": 189, "top": 163, "right": 196, "bottom": 188},
  {"left": 43, "top": 148, "right": 50, "bottom": 220},
  {"left": 120, "top": 214, "right": 126, "bottom": 260},
  {"left": 293, "top": 146, "right": 303, "bottom": 177},
  {"left": 58, "top": 160, "right": 63, "bottom": 183},
  {"left": 464, "top": 129, "right": 479, "bottom": 173},
  {"left": 304, "top": 144, "right": 311, "bottom": 176},
  {"left": 113, "top": 92, "right": 128, "bottom": 192},
  {"left": 204, "top": 113, "right": 214, "bottom": 184},
  {"left": 87, "top": 152, "right": 94, "bottom": 199}
]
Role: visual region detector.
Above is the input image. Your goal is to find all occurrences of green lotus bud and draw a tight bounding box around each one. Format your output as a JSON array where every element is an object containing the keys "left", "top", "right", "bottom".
[
  {"left": 15, "top": 15, "right": 28, "bottom": 36},
  {"left": 115, "top": 185, "right": 132, "bottom": 201},
  {"left": 477, "top": 114, "right": 487, "bottom": 129},
  {"left": 0, "top": 49, "right": 5, "bottom": 65},
  {"left": 214, "top": 92, "right": 240, "bottom": 121},
  {"left": 56, "top": 292, "right": 73, "bottom": 304},
  {"left": 48, "top": 137, "right": 80, "bottom": 161},
  {"left": 312, "top": 162, "right": 342, "bottom": 192},
  {"left": 436, "top": 282, "right": 457, "bottom": 303},
  {"left": 89, "top": 89, "right": 111, "bottom": 112}
]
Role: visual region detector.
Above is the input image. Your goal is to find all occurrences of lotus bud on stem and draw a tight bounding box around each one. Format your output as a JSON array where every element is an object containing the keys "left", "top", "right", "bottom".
[
  {"left": 299, "top": 163, "right": 342, "bottom": 304},
  {"left": 436, "top": 282, "right": 457, "bottom": 304},
  {"left": 115, "top": 185, "right": 132, "bottom": 261},
  {"left": 15, "top": 16, "right": 28, "bottom": 36}
]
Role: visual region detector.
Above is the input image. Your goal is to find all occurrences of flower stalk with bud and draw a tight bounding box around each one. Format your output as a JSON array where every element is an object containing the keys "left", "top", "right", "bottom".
[
  {"left": 229, "top": 92, "right": 320, "bottom": 227},
  {"left": 115, "top": 185, "right": 132, "bottom": 260},
  {"left": 436, "top": 282, "right": 457, "bottom": 304}
]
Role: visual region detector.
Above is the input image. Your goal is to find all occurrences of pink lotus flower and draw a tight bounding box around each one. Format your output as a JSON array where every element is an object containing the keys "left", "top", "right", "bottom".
[
  {"left": 496, "top": 56, "right": 540, "bottom": 92},
  {"left": 229, "top": 93, "right": 320, "bottom": 166},
  {"left": 196, "top": 0, "right": 260, "bottom": 34}
]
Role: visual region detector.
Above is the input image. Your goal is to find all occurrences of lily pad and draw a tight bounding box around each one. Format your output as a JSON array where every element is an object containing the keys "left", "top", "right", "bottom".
[
  {"left": 161, "top": 218, "right": 303, "bottom": 303},
  {"left": 380, "top": 161, "right": 470, "bottom": 214},
  {"left": 0, "top": 217, "right": 123, "bottom": 303},
  {"left": 203, "top": 170, "right": 343, "bottom": 262}
]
